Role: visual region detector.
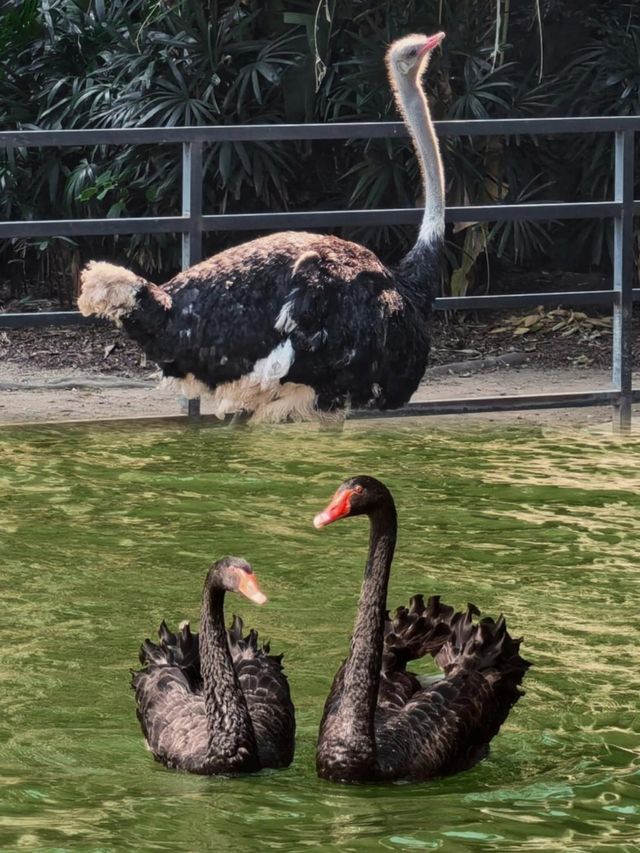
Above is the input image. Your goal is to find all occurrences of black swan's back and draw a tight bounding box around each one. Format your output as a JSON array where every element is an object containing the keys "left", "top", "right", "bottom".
[
  {"left": 227, "top": 616, "right": 296, "bottom": 768},
  {"left": 316, "top": 594, "right": 530, "bottom": 782},
  {"left": 378, "top": 597, "right": 530, "bottom": 779},
  {"left": 132, "top": 617, "right": 295, "bottom": 772},
  {"left": 132, "top": 622, "right": 209, "bottom": 772}
]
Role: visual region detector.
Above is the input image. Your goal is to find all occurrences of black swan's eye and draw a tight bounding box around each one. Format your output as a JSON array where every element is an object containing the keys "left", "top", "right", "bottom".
[{"left": 354, "top": 485, "right": 364, "bottom": 495}]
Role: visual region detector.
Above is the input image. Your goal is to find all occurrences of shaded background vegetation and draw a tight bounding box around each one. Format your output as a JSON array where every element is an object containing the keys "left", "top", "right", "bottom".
[{"left": 0, "top": 0, "right": 638, "bottom": 308}]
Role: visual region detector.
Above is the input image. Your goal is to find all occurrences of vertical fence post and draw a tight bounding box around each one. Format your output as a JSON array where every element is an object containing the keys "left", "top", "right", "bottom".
[
  {"left": 612, "top": 129, "right": 635, "bottom": 432},
  {"left": 180, "top": 139, "right": 203, "bottom": 419}
]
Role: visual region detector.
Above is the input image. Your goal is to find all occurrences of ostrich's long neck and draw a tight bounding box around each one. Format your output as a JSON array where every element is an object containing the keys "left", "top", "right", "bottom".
[
  {"left": 200, "top": 585, "right": 257, "bottom": 770},
  {"left": 393, "top": 71, "right": 445, "bottom": 306},
  {"left": 338, "top": 502, "right": 397, "bottom": 767}
]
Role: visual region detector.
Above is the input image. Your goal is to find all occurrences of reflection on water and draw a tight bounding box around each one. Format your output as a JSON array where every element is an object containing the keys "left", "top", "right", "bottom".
[{"left": 0, "top": 422, "right": 638, "bottom": 851}]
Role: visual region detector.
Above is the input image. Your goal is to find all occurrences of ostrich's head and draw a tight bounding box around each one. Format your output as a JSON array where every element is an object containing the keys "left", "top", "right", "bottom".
[
  {"left": 207, "top": 556, "right": 267, "bottom": 604},
  {"left": 386, "top": 32, "right": 445, "bottom": 85}
]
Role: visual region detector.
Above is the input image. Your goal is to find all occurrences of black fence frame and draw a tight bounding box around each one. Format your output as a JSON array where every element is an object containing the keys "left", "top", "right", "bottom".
[{"left": 1, "top": 117, "right": 638, "bottom": 427}]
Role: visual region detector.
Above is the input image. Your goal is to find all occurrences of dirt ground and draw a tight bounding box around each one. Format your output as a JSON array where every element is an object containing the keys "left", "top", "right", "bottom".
[
  {"left": 2, "top": 357, "right": 637, "bottom": 430},
  {"left": 1, "top": 306, "right": 638, "bottom": 428}
]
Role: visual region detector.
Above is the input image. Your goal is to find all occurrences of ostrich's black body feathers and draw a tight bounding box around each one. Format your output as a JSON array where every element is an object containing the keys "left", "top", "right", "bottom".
[
  {"left": 121, "top": 232, "right": 437, "bottom": 412},
  {"left": 132, "top": 616, "right": 295, "bottom": 773}
]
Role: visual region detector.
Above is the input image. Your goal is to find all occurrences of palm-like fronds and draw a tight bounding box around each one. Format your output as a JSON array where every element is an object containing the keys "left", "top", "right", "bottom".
[{"left": 0, "top": 0, "right": 637, "bottom": 301}]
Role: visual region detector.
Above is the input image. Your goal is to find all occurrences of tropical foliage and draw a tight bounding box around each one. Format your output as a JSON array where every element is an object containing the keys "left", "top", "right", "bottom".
[{"left": 0, "top": 0, "right": 638, "bottom": 304}]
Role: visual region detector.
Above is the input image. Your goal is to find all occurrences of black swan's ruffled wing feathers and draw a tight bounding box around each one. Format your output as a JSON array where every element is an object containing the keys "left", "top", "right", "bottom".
[
  {"left": 377, "top": 594, "right": 454, "bottom": 710},
  {"left": 132, "top": 622, "right": 208, "bottom": 771},
  {"left": 132, "top": 616, "right": 295, "bottom": 771},
  {"left": 383, "top": 594, "right": 454, "bottom": 672},
  {"left": 228, "top": 615, "right": 296, "bottom": 769},
  {"left": 378, "top": 669, "right": 423, "bottom": 711},
  {"left": 140, "top": 620, "right": 202, "bottom": 684},
  {"left": 377, "top": 602, "right": 531, "bottom": 779},
  {"left": 322, "top": 595, "right": 459, "bottom": 721},
  {"left": 435, "top": 609, "right": 529, "bottom": 682},
  {"left": 377, "top": 668, "right": 499, "bottom": 778}
]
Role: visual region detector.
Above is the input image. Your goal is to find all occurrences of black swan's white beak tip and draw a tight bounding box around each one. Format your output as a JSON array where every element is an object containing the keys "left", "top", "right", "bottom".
[{"left": 313, "top": 511, "right": 332, "bottom": 529}]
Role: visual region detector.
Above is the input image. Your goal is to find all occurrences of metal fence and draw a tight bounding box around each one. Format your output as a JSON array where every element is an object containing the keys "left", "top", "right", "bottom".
[{"left": 1, "top": 117, "right": 638, "bottom": 427}]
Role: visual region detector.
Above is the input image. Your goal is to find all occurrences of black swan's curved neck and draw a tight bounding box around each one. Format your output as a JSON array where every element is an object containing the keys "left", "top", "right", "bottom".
[
  {"left": 200, "top": 583, "right": 257, "bottom": 770},
  {"left": 338, "top": 499, "right": 397, "bottom": 767},
  {"left": 391, "top": 66, "right": 445, "bottom": 310}
]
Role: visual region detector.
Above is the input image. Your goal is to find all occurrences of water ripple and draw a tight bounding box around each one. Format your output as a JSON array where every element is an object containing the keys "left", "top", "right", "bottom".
[{"left": 0, "top": 422, "right": 639, "bottom": 851}]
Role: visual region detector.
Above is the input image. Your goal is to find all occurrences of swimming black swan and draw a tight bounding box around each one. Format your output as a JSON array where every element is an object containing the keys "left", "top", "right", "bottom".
[
  {"left": 313, "top": 477, "right": 530, "bottom": 783},
  {"left": 132, "top": 557, "right": 295, "bottom": 774},
  {"left": 77, "top": 32, "right": 446, "bottom": 423}
]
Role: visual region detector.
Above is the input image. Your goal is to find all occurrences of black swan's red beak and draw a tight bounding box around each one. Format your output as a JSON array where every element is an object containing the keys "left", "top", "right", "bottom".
[
  {"left": 238, "top": 571, "right": 267, "bottom": 605},
  {"left": 313, "top": 489, "right": 355, "bottom": 529}
]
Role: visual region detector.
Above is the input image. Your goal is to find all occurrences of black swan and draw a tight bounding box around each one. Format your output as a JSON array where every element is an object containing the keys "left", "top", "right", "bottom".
[
  {"left": 313, "top": 476, "right": 530, "bottom": 783},
  {"left": 77, "top": 32, "right": 446, "bottom": 423},
  {"left": 132, "top": 557, "right": 295, "bottom": 774}
]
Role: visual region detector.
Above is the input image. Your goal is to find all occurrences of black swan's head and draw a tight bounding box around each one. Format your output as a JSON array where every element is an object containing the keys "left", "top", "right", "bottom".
[
  {"left": 313, "top": 476, "right": 394, "bottom": 528},
  {"left": 207, "top": 556, "right": 267, "bottom": 605},
  {"left": 386, "top": 32, "right": 445, "bottom": 83}
]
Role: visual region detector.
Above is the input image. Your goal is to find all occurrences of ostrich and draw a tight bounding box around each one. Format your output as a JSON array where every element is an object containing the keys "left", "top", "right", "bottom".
[{"left": 78, "top": 33, "right": 446, "bottom": 423}]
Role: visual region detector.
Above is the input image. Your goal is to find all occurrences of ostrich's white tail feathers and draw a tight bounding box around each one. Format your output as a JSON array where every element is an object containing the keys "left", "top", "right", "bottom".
[{"left": 78, "top": 261, "right": 171, "bottom": 323}]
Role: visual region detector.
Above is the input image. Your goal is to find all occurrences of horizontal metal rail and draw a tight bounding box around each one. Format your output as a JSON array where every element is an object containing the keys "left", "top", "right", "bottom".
[
  {"left": 0, "top": 311, "right": 105, "bottom": 328},
  {"left": 4, "top": 288, "right": 640, "bottom": 329},
  {"left": 2, "top": 115, "right": 640, "bottom": 149},
  {"left": 0, "top": 202, "right": 624, "bottom": 241},
  {"left": 348, "top": 390, "right": 640, "bottom": 419},
  {"left": 0, "top": 116, "right": 637, "bottom": 426},
  {"left": 436, "top": 289, "right": 640, "bottom": 311},
  {"left": 0, "top": 215, "right": 186, "bottom": 240}
]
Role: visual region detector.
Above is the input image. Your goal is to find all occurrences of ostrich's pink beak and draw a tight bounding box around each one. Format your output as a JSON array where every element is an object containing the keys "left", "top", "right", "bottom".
[{"left": 420, "top": 32, "right": 446, "bottom": 55}]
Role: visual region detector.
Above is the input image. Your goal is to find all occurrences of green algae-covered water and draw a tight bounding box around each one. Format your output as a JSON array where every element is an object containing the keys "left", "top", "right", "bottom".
[{"left": 0, "top": 421, "right": 639, "bottom": 852}]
